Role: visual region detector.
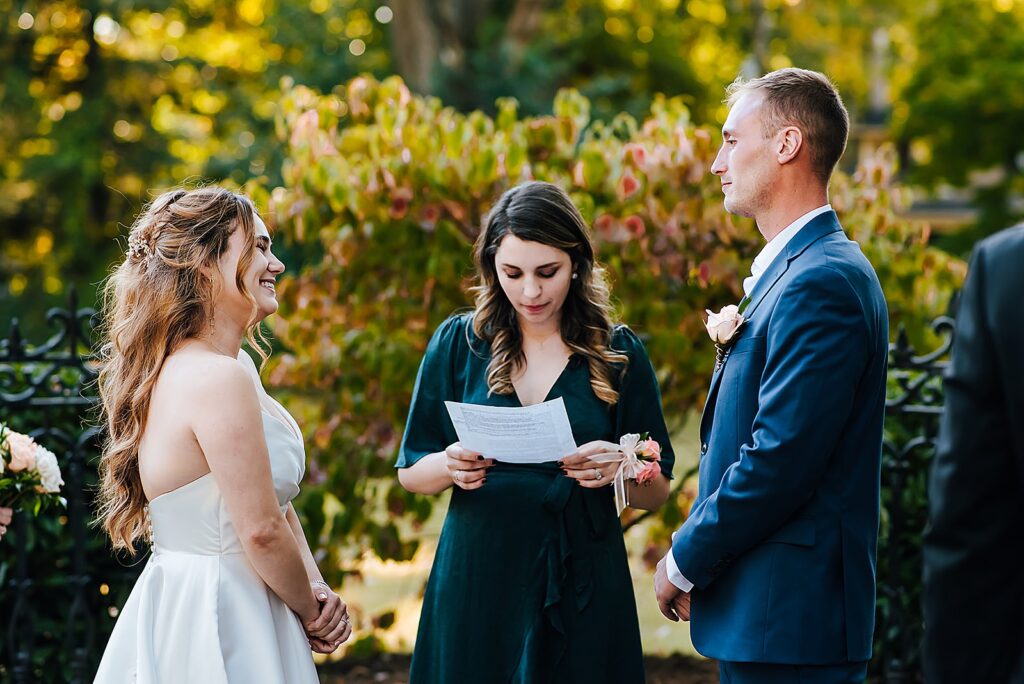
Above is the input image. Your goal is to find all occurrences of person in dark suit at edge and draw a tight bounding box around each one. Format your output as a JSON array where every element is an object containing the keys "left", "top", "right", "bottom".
[{"left": 923, "top": 224, "right": 1024, "bottom": 683}]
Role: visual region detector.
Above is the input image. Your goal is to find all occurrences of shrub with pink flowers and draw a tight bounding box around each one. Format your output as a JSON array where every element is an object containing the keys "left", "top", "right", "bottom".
[{"left": 255, "top": 75, "right": 965, "bottom": 577}]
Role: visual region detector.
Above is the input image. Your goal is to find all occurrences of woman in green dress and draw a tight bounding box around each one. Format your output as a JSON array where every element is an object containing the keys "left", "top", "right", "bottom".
[{"left": 396, "top": 181, "right": 674, "bottom": 683}]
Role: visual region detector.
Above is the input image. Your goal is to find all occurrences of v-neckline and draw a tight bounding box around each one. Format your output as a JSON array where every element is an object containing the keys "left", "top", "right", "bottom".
[{"left": 512, "top": 354, "right": 575, "bottom": 407}]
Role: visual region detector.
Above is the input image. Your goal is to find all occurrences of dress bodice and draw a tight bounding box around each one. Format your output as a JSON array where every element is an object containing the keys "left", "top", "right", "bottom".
[
  {"left": 96, "top": 386, "right": 318, "bottom": 684},
  {"left": 148, "top": 402, "right": 305, "bottom": 556}
]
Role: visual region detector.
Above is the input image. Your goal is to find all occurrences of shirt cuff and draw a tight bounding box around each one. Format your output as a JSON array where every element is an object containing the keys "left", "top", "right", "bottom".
[{"left": 665, "top": 550, "right": 694, "bottom": 593}]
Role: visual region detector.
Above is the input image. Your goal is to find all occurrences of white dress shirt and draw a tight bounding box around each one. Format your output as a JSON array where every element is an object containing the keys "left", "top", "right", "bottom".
[
  {"left": 742, "top": 204, "right": 833, "bottom": 297},
  {"left": 664, "top": 204, "right": 833, "bottom": 593}
]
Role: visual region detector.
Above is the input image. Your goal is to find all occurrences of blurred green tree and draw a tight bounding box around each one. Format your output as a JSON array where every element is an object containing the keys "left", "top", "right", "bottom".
[
  {"left": 0, "top": 0, "right": 391, "bottom": 331},
  {"left": 893, "top": 0, "right": 1024, "bottom": 245},
  {"left": 4, "top": 0, "right": 1002, "bottom": 330}
]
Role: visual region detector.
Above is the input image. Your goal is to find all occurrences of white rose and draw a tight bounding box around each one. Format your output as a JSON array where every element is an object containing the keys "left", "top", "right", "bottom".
[
  {"left": 35, "top": 446, "right": 64, "bottom": 494},
  {"left": 705, "top": 304, "right": 745, "bottom": 344}
]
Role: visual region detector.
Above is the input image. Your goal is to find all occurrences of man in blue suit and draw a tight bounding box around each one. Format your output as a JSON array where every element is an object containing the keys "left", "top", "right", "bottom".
[{"left": 653, "top": 68, "right": 888, "bottom": 683}]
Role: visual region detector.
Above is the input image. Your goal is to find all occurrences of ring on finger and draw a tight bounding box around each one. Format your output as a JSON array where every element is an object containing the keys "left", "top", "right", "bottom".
[{"left": 592, "top": 468, "right": 602, "bottom": 481}]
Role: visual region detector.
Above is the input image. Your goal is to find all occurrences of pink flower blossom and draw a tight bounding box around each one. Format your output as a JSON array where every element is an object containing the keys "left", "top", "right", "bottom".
[
  {"left": 593, "top": 213, "right": 615, "bottom": 234},
  {"left": 573, "top": 161, "right": 587, "bottom": 188},
  {"left": 389, "top": 197, "right": 409, "bottom": 220},
  {"left": 636, "top": 460, "right": 661, "bottom": 485},
  {"left": 619, "top": 170, "right": 641, "bottom": 200},
  {"left": 625, "top": 215, "right": 646, "bottom": 237},
  {"left": 674, "top": 127, "right": 694, "bottom": 163},
  {"left": 389, "top": 187, "right": 413, "bottom": 220},
  {"left": 5, "top": 431, "right": 38, "bottom": 473},
  {"left": 289, "top": 109, "right": 319, "bottom": 148},
  {"left": 705, "top": 305, "right": 744, "bottom": 344},
  {"left": 347, "top": 77, "right": 371, "bottom": 117},
  {"left": 640, "top": 439, "right": 662, "bottom": 461},
  {"left": 419, "top": 204, "right": 442, "bottom": 231},
  {"left": 624, "top": 143, "right": 647, "bottom": 168}
]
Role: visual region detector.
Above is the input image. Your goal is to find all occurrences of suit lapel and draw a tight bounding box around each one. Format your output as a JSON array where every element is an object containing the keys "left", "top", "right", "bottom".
[
  {"left": 698, "top": 239, "right": 791, "bottom": 439},
  {"left": 740, "top": 211, "right": 843, "bottom": 319},
  {"left": 697, "top": 211, "right": 844, "bottom": 442}
]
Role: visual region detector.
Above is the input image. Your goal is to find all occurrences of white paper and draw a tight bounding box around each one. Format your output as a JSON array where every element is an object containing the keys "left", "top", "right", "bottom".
[{"left": 444, "top": 397, "right": 578, "bottom": 463}]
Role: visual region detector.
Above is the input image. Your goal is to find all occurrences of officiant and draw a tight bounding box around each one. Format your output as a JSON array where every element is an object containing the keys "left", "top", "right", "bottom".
[{"left": 395, "top": 181, "right": 675, "bottom": 684}]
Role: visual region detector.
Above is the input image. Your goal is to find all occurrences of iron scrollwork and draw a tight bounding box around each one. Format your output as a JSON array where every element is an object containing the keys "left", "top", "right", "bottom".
[{"left": 876, "top": 312, "right": 956, "bottom": 683}]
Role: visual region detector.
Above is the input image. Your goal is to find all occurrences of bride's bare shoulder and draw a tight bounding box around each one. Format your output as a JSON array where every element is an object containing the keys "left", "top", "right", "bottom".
[{"left": 160, "top": 344, "right": 253, "bottom": 398}]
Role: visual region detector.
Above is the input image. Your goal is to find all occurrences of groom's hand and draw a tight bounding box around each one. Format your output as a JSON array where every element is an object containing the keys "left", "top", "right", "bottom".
[
  {"left": 672, "top": 591, "right": 691, "bottom": 621},
  {"left": 654, "top": 555, "right": 690, "bottom": 622}
]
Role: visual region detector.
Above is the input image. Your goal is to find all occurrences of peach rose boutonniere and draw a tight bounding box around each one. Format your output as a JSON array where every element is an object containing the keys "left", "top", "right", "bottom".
[{"left": 705, "top": 303, "right": 748, "bottom": 371}]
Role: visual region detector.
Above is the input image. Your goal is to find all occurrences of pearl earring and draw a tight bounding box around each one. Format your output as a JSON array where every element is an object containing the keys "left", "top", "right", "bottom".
[{"left": 572, "top": 272, "right": 578, "bottom": 280}]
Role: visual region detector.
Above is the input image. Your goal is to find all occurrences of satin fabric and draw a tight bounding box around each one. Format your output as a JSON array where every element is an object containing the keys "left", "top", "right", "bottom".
[{"left": 95, "top": 400, "right": 317, "bottom": 683}]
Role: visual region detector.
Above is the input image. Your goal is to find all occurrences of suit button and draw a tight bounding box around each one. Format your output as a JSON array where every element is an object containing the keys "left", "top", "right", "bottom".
[{"left": 700, "top": 443, "right": 708, "bottom": 455}]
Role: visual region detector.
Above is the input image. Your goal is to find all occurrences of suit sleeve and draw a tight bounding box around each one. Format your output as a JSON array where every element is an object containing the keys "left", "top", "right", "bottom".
[
  {"left": 922, "top": 243, "right": 1022, "bottom": 682},
  {"left": 672, "top": 264, "right": 871, "bottom": 589}
]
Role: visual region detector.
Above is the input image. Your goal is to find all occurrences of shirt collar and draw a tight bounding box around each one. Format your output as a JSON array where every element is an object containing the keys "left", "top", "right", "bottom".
[{"left": 744, "top": 204, "right": 832, "bottom": 296}]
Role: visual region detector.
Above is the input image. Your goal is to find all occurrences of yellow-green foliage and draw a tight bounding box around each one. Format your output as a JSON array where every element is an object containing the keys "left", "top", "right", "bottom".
[{"left": 257, "top": 75, "right": 964, "bottom": 577}]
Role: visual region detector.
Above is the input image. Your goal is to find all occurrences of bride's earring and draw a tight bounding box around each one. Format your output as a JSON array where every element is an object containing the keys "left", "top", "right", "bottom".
[{"left": 572, "top": 271, "right": 578, "bottom": 280}]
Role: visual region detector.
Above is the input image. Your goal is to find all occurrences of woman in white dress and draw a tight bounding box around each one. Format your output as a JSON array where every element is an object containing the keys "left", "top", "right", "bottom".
[{"left": 93, "top": 187, "right": 350, "bottom": 682}]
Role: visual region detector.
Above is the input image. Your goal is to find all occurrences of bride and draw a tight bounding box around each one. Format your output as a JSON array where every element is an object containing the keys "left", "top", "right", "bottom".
[{"left": 93, "top": 187, "right": 350, "bottom": 682}]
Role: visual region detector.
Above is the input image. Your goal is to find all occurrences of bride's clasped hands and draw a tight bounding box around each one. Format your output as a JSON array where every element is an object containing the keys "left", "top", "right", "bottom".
[{"left": 304, "top": 580, "right": 352, "bottom": 653}]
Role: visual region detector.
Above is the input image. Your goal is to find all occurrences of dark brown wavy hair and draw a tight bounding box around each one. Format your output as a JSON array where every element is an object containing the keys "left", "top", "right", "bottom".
[
  {"left": 470, "top": 181, "right": 627, "bottom": 404},
  {"left": 95, "top": 186, "right": 269, "bottom": 552}
]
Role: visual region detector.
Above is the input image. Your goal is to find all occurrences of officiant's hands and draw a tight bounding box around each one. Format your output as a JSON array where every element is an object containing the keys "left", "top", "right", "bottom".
[
  {"left": 654, "top": 556, "right": 691, "bottom": 622},
  {"left": 304, "top": 582, "right": 352, "bottom": 653},
  {"left": 446, "top": 442, "right": 495, "bottom": 490},
  {"left": 559, "top": 440, "right": 620, "bottom": 488}
]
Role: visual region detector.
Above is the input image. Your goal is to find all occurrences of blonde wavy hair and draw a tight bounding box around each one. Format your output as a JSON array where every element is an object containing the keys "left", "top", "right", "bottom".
[
  {"left": 470, "top": 181, "right": 627, "bottom": 404},
  {"left": 95, "top": 187, "right": 269, "bottom": 552}
]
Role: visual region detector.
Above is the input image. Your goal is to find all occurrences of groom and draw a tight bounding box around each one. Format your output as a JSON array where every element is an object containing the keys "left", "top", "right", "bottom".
[{"left": 654, "top": 69, "right": 888, "bottom": 683}]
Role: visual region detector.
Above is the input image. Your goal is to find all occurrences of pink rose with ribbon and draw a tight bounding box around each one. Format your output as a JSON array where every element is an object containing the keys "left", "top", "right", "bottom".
[{"left": 604, "top": 432, "right": 664, "bottom": 515}]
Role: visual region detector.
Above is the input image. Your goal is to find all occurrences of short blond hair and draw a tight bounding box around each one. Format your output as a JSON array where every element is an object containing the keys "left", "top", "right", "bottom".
[{"left": 727, "top": 68, "right": 849, "bottom": 184}]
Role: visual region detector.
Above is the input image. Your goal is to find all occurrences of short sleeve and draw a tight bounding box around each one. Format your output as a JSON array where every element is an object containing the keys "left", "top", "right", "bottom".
[
  {"left": 612, "top": 326, "right": 675, "bottom": 479},
  {"left": 396, "top": 316, "right": 466, "bottom": 468}
]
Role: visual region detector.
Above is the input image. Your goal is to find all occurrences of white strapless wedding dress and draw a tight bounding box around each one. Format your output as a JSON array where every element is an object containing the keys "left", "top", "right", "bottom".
[{"left": 94, "top": 399, "right": 318, "bottom": 683}]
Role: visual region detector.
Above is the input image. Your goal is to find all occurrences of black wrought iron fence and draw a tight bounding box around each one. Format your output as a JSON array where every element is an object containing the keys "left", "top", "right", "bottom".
[
  {"left": 0, "top": 292, "right": 956, "bottom": 683},
  {"left": 872, "top": 308, "right": 957, "bottom": 684},
  {"left": 0, "top": 291, "right": 142, "bottom": 683}
]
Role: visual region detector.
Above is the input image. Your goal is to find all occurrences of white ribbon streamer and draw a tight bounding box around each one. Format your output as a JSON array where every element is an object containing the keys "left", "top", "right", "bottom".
[{"left": 591, "top": 434, "right": 650, "bottom": 516}]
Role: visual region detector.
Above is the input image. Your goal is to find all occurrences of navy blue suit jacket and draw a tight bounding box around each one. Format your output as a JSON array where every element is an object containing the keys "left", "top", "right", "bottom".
[{"left": 671, "top": 211, "right": 888, "bottom": 664}]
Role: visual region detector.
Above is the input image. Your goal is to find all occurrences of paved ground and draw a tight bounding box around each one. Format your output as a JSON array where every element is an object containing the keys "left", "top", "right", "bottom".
[{"left": 320, "top": 653, "right": 720, "bottom": 683}]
